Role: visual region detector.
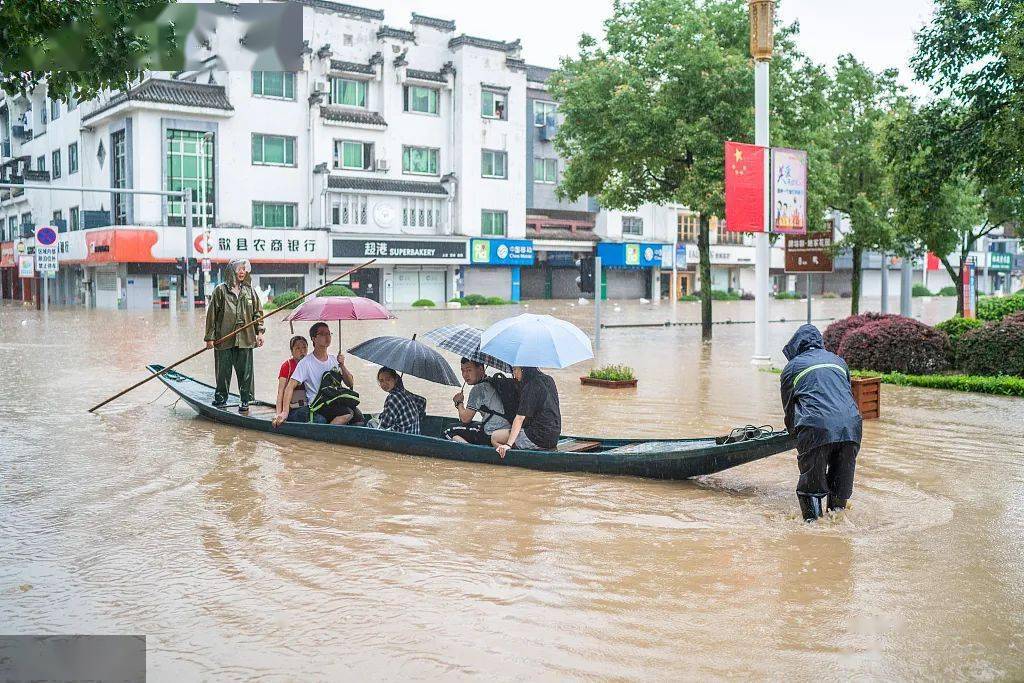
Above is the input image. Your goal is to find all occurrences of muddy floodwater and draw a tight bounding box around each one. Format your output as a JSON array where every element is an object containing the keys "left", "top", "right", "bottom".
[{"left": 2, "top": 296, "right": 1023, "bottom": 680}]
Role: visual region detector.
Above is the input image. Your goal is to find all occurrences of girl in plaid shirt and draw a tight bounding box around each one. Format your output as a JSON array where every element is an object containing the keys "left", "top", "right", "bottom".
[{"left": 375, "top": 368, "right": 427, "bottom": 434}]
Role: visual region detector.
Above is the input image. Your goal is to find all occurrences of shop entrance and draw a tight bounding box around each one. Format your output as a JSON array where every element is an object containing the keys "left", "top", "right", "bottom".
[
  {"left": 393, "top": 269, "right": 446, "bottom": 306},
  {"left": 348, "top": 267, "right": 381, "bottom": 301}
]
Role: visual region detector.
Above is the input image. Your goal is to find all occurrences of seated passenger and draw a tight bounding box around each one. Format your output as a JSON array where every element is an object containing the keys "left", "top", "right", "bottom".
[
  {"left": 444, "top": 358, "right": 514, "bottom": 446},
  {"left": 493, "top": 366, "right": 562, "bottom": 457},
  {"left": 276, "top": 335, "right": 308, "bottom": 422},
  {"left": 272, "top": 322, "right": 360, "bottom": 426},
  {"left": 374, "top": 367, "right": 426, "bottom": 434}
]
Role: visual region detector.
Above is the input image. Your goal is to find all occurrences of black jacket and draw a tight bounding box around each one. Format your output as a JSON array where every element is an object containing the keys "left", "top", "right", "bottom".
[{"left": 780, "top": 324, "right": 863, "bottom": 454}]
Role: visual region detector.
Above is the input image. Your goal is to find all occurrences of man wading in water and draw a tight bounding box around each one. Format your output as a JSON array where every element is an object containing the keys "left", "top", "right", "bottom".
[
  {"left": 205, "top": 258, "right": 264, "bottom": 412},
  {"left": 780, "top": 324, "right": 863, "bottom": 521}
]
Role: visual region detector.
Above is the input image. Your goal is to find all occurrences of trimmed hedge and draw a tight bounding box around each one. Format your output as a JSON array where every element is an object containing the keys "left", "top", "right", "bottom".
[
  {"left": 317, "top": 284, "right": 356, "bottom": 297},
  {"left": 450, "top": 294, "right": 510, "bottom": 306},
  {"left": 935, "top": 316, "right": 983, "bottom": 346},
  {"left": 774, "top": 291, "right": 803, "bottom": 300},
  {"left": 937, "top": 286, "right": 958, "bottom": 297},
  {"left": 912, "top": 284, "right": 933, "bottom": 297},
  {"left": 855, "top": 371, "right": 1024, "bottom": 397},
  {"left": 823, "top": 312, "right": 899, "bottom": 353},
  {"left": 956, "top": 318, "right": 1024, "bottom": 377},
  {"left": 837, "top": 316, "right": 951, "bottom": 375},
  {"left": 976, "top": 294, "right": 1024, "bottom": 322},
  {"left": 411, "top": 298, "right": 436, "bottom": 307},
  {"left": 268, "top": 291, "right": 302, "bottom": 309}
]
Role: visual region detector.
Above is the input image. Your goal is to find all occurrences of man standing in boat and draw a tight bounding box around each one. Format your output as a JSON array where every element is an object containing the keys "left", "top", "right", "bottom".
[
  {"left": 780, "top": 324, "right": 862, "bottom": 521},
  {"left": 205, "top": 258, "right": 264, "bottom": 412}
]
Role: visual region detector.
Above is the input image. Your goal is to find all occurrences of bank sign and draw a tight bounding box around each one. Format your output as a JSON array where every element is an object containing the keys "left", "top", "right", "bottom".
[
  {"left": 470, "top": 238, "right": 534, "bottom": 266},
  {"left": 332, "top": 238, "right": 467, "bottom": 261},
  {"left": 596, "top": 242, "right": 666, "bottom": 268}
]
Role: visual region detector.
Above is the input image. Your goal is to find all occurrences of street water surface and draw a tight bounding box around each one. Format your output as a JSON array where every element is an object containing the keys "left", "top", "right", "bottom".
[{"left": 1, "top": 297, "right": 1022, "bottom": 679}]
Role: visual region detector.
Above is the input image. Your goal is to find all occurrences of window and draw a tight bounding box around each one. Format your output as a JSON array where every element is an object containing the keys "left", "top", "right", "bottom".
[
  {"left": 112, "top": 130, "right": 128, "bottom": 224},
  {"left": 67, "top": 95, "right": 77, "bottom": 112},
  {"left": 8, "top": 217, "right": 16, "bottom": 240},
  {"left": 481, "top": 89, "right": 507, "bottom": 119},
  {"left": 252, "top": 201, "right": 297, "bottom": 228},
  {"left": 252, "top": 134, "right": 296, "bottom": 166},
  {"left": 252, "top": 71, "right": 296, "bottom": 100},
  {"left": 402, "top": 197, "right": 442, "bottom": 229},
  {"left": 715, "top": 216, "right": 743, "bottom": 245},
  {"left": 70, "top": 206, "right": 80, "bottom": 231},
  {"left": 50, "top": 99, "right": 60, "bottom": 121},
  {"left": 330, "top": 78, "right": 366, "bottom": 107},
  {"left": 166, "top": 129, "right": 215, "bottom": 227},
  {"left": 404, "top": 85, "right": 439, "bottom": 115},
  {"left": 678, "top": 212, "right": 699, "bottom": 243},
  {"left": 533, "top": 157, "right": 557, "bottom": 183},
  {"left": 333, "top": 140, "right": 373, "bottom": 170},
  {"left": 534, "top": 101, "right": 557, "bottom": 126},
  {"left": 481, "top": 210, "right": 507, "bottom": 236},
  {"left": 622, "top": 216, "right": 643, "bottom": 236},
  {"left": 331, "top": 194, "right": 368, "bottom": 226},
  {"left": 51, "top": 149, "right": 62, "bottom": 179},
  {"left": 52, "top": 210, "right": 64, "bottom": 232},
  {"left": 37, "top": 155, "right": 45, "bottom": 172},
  {"left": 481, "top": 149, "right": 507, "bottom": 179},
  {"left": 68, "top": 142, "right": 78, "bottom": 174},
  {"left": 402, "top": 146, "right": 439, "bottom": 175}
]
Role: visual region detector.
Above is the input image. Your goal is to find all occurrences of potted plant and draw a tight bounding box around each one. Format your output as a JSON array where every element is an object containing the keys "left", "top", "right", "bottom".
[{"left": 581, "top": 364, "right": 638, "bottom": 388}]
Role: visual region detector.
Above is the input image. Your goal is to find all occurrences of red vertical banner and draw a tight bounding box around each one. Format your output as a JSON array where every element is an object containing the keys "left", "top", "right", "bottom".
[{"left": 725, "top": 141, "right": 766, "bottom": 232}]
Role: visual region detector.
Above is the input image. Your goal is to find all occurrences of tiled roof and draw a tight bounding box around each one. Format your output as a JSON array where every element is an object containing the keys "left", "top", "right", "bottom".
[
  {"left": 532, "top": 228, "right": 598, "bottom": 242},
  {"left": 328, "top": 175, "right": 448, "bottom": 196},
  {"left": 506, "top": 57, "right": 527, "bottom": 72},
  {"left": 320, "top": 106, "right": 387, "bottom": 126},
  {"left": 527, "top": 64, "right": 557, "bottom": 84},
  {"left": 377, "top": 26, "right": 416, "bottom": 41},
  {"left": 410, "top": 13, "right": 455, "bottom": 31},
  {"left": 528, "top": 208, "right": 597, "bottom": 223},
  {"left": 448, "top": 35, "right": 521, "bottom": 53},
  {"left": 298, "top": 0, "right": 383, "bottom": 21},
  {"left": 406, "top": 68, "right": 447, "bottom": 83},
  {"left": 82, "top": 78, "right": 232, "bottom": 122},
  {"left": 329, "top": 59, "right": 376, "bottom": 75}
]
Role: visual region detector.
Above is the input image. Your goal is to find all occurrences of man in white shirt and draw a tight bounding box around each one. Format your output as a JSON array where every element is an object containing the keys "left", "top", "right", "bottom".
[{"left": 273, "top": 322, "right": 356, "bottom": 426}]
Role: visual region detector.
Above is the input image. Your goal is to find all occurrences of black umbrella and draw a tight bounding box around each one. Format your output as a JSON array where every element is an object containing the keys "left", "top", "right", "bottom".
[{"left": 348, "top": 335, "right": 461, "bottom": 386}]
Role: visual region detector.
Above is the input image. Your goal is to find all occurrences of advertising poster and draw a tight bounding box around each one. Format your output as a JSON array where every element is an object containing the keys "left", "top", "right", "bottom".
[{"left": 771, "top": 148, "right": 808, "bottom": 235}]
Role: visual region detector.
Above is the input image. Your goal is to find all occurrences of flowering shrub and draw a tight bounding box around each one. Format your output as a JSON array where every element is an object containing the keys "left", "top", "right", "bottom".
[
  {"left": 822, "top": 312, "right": 899, "bottom": 353},
  {"left": 837, "top": 316, "right": 952, "bottom": 374},
  {"left": 956, "top": 318, "right": 1024, "bottom": 377}
]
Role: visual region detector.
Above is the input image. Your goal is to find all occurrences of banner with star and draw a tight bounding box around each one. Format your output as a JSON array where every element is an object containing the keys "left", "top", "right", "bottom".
[{"left": 724, "top": 141, "right": 766, "bottom": 233}]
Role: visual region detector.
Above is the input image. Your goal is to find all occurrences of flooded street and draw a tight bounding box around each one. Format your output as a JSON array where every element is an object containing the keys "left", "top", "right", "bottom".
[{"left": 1, "top": 296, "right": 1022, "bottom": 680}]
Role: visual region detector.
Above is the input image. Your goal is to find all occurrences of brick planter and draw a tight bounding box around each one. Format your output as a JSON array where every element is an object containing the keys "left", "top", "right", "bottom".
[
  {"left": 580, "top": 377, "right": 638, "bottom": 388},
  {"left": 851, "top": 376, "right": 881, "bottom": 419}
]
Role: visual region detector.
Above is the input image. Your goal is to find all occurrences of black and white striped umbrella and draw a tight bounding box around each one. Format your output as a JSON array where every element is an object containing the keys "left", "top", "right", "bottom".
[{"left": 422, "top": 323, "right": 513, "bottom": 373}]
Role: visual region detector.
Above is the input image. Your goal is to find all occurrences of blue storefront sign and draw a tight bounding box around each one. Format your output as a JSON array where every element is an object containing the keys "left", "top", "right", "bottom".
[
  {"left": 597, "top": 242, "right": 668, "bottom": 268},
  {"left": 470, "top": 238, "right": 534, "bottom": 266}
]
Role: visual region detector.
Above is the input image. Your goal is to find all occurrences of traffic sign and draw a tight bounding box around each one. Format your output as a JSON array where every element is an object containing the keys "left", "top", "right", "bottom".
[
  {"left": 35, "top": 225, "right": 58, "bottom": 246},
  {"left": 34, "top": 225, "right": 59, "bottom": 276}
]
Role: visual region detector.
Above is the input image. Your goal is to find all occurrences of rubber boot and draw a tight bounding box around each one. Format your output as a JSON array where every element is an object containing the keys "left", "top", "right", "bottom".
[
  {"left": 827, "top": 496, "right": 847, "bottom": 512},
  {"left": 797, "top": 493, "right": 825, "bottom": 521}
]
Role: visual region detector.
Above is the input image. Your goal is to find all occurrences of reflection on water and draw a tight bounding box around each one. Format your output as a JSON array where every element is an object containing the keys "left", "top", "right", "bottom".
[{"left": 1, "top": 296, "right": 1022, "bottom": 679}]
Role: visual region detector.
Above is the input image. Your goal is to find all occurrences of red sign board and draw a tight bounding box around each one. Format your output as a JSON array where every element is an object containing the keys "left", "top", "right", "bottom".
[
  {"left": 785, "top": 230, "right": 834, "bottom": 273},
  {"left": 725, "top": 141, "right": 766, "bottom": 233}
]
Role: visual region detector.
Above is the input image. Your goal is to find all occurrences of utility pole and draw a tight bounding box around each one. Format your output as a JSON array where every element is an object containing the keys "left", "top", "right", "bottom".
[
  {"left": 184, "top": 192, "right": 194, "bottom": 310},
  {"left": 750, "top": 0, "right": 774, "bottom": 364}
]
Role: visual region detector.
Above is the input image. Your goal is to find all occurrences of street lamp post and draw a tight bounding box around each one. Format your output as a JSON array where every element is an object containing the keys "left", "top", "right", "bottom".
[{"left": 750, "top": 0, "right": 774, "bottom": 364}]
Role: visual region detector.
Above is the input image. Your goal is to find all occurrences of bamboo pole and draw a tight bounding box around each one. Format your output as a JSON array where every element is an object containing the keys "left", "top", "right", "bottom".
[{"left": 88, "top": 259, "right": 377, "bottom": 413}]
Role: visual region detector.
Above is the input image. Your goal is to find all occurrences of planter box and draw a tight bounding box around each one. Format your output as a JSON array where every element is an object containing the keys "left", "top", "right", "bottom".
[
  {"left": 581, "top": 376, "right": 638, "bottom": 388},
  {"left": 851, "top": 376, "right": 881, "bottom": 419}
]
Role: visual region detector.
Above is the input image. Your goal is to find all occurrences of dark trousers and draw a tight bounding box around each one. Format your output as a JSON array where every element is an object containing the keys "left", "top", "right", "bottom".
[
  {"left": 444, "top": 424, "right": 492, "bottom": 445},
  {"left": 797, "top": 441, "right": 859, "bottom": 500},
  {"left": 214, "top": 346, "right": 254, "bottom": 404}
]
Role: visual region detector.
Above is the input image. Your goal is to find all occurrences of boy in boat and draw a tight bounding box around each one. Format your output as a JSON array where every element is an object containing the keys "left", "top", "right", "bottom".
[
  {"left": 494, "top": 367, "right": 561, "bottom": 456},
  {"left": 272, "top": 322, "right": 358, "bottom": 426},
  {"left": 205, "top": 258, "right": 264, "bottom": 413},
  {"left": 780, "top": 324, "right": 863, "bottom": 521},
  {"left": 275, "top": 335, "right": 308, "bottom": 422},
  {"left": 374, "top": 367, "right": 426, "bottom": 434},
  {"left": 444, "top": 358, "right": 513, "bottom": 446}
]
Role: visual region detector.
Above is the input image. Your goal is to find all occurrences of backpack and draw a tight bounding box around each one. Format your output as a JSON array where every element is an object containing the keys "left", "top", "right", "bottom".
[
  {"left": 477, "top": 372, "right": 520, "bottom": 425},
  {"left": 309, "top": 368, "right": 360, "bottom": 421}
]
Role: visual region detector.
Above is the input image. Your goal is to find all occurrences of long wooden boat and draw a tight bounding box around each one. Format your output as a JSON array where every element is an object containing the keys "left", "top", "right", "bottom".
[{"left": 150, "top": 364, "right": 795, "bottom": 480}]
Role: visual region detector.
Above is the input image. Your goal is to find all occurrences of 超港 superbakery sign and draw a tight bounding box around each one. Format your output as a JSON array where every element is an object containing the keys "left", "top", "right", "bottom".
[{"left": 331, "top": 238, "right": 467, "bottom": 261}]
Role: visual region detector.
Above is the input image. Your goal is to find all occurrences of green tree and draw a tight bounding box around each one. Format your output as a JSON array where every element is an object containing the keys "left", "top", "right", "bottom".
[
  {"left": 825, "top": 56, "right": 905, "bottom": 314},
  {"left": 549, "top": 0, "right": 833, "bottom": 340},
  {"left": 0, "top": 0, "right": 180, "bottom": 102}
]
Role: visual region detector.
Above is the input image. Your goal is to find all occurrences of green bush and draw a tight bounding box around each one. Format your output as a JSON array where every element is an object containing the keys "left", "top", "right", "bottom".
[
  {"left": 854, "top": 371, "right": 1024, "bottom": 397},
  {"left": 935, "top": 316, "right": 983, "bottom": 347},
  {"left": 820, "top": 292, "right": 839, "bottom": 299},
  {"left": 462, "top": 293, "right": 489, "bottom": 306},
  {"left": 912, "top": 283, "right": 933, "bottom": 297},
  {"left": 976, "top": 294, "right": 1024, "bottom": 322},
  {"left": 317, "top": 284, "right": 356, "bottom": 297},
  {"left": 448, "top": 297, "right": 463, "bottom": 303},
  {"left": 485, "top": 296, "right": 508, "bottom": 305},
  {"left": 678, "top": 294, "right": 700, "bottom": 301},
  {"left": 774, "top": 291, "right": 803, "bottom": 300},
  {"left": 956, "top": 318, "right": 1024, "bottom": 376},
  {"left": 269, "top": 291, "right": 302, "bottom": 309},
  {"left": 411, "top": 298, "right": 436, "bottom": 307},
  {"left": 937, "top": 286, "right": 958, "bottom": 297},
  {"left": 588, "top": 364, "right": 636, "bottom": 381}
]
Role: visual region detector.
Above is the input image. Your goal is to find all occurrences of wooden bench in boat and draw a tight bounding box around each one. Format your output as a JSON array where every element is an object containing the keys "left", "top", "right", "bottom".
[{"left": 555, "top": 438, "right": 601, "bottom": 453}]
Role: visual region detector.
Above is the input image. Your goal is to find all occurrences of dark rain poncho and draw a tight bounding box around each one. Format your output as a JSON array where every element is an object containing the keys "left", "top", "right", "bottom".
[{"left": 780, "top": 324, "right": 863, "bottom": 454}]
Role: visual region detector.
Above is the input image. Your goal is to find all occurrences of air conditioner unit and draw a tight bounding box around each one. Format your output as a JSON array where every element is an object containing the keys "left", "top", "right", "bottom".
[
  {"left": 314, "top": 81, "right": 327, "bottom": 93},
  {"left": 375, "top": 158, "right": 389, "bottom": 171}
]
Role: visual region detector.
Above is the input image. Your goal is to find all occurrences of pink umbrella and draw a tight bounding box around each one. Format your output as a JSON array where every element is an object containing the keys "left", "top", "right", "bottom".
[{"left": 284, "top": 296, "right": 394, "bottom": 351}]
